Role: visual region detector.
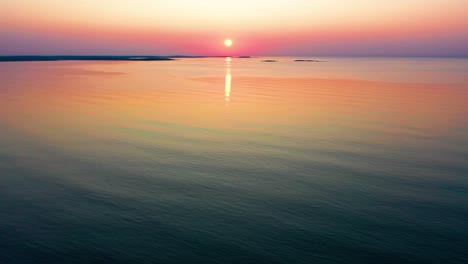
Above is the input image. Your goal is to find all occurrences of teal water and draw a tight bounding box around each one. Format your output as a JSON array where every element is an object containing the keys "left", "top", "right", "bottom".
[{"left": 0, "top": 57, "right": 467, "bottom": 263}]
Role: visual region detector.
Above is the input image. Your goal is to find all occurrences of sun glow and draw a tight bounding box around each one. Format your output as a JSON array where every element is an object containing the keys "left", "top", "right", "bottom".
[{"left": 224, "top": 39, "right": 233, "bottom": 47}]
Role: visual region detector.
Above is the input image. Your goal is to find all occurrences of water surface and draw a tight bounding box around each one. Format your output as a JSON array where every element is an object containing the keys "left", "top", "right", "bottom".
[{"left": 1, "top": 57, "right": 467, "bottom": 263}]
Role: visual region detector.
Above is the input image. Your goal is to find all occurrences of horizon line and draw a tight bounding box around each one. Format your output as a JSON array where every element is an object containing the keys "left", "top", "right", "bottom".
[{"left": 1, "top": 54, "right": 468, "bottom": 58}]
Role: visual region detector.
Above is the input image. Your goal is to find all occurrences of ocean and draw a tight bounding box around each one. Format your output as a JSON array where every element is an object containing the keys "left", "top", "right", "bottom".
[{"left": 1, "top": 57, "right": 467, "bottom": 263}]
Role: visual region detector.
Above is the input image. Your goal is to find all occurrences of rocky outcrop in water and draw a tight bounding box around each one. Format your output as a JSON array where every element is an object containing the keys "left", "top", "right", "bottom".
[{"left": 294, "top": 59, "right": 322, "bottom": 62}]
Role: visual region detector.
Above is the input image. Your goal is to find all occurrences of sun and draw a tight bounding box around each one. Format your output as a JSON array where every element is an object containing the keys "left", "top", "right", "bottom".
[{"left": 224, "top": 39, "right": 233, "bottom": 47}]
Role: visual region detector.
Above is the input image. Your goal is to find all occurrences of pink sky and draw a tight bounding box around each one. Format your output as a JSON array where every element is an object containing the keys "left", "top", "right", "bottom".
[{"left": 1, "top": 0, "right": 467, "bottom": 56}]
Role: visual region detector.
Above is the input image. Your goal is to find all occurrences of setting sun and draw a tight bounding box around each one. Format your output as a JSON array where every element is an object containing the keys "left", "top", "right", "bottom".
[{"left": 224, "top": 39, "right": 233, "bottom": 47}]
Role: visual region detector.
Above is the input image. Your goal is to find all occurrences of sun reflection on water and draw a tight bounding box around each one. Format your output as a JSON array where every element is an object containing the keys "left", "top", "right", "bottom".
[{"left": 225, "top": 57, "right": 232, "bottom": 104}]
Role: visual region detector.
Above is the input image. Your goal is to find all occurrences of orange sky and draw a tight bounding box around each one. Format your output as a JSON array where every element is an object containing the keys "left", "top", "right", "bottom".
[{"left": 1, "top": 0, "right": 467, "bottom": 56}]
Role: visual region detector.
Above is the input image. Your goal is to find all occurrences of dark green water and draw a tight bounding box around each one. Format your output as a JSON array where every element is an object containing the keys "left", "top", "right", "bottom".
[{"left": 1, "top": 58, "right": 467, "bottom": 263}]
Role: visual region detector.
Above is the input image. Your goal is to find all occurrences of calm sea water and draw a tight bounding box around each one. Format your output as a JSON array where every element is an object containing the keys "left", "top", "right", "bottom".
[{"left": 1, "top": 57, "right": 467, "bottom": 264}]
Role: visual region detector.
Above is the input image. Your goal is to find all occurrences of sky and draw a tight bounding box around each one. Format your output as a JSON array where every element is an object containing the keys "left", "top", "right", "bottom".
[{"left": 0, "top": 0, "right": 467, "bottom": 56}]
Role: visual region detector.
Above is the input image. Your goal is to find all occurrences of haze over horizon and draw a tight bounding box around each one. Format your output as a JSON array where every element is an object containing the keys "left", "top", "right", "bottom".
[{"left": 1, "top": 0, "right": 467, "bottom": 56}]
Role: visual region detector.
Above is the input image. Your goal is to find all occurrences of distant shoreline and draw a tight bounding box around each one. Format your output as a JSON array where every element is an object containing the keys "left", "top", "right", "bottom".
[
  {"left": 0, "top": 56, "right": 176, "bottom": 62},
  {"left": 0, "top": 55, "right": 255, "bottom": 62},
  {"left": 2, "top": 55, "right": 465, "bottom": 62}
]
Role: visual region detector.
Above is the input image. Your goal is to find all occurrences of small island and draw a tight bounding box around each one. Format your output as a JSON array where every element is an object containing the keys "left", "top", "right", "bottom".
[{"left": 294, "top": 59, "right": 322, "bottom": 62}]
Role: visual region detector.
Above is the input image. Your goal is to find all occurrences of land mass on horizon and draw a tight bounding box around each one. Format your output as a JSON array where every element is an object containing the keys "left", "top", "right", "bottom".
[
  {"left": 0, "top": 55, "right": 259, "bottom": 62},
  {"left": 0, "top": 56, "right": 175, "bottom": 62}
]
